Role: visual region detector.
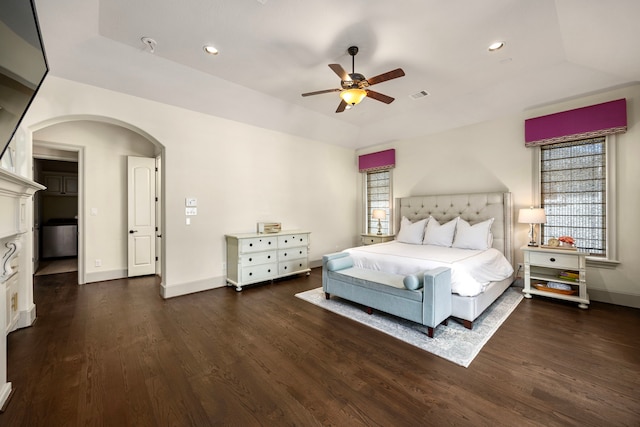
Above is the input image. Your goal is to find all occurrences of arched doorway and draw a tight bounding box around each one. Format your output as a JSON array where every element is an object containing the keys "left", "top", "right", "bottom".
[{"left": 31, "top": 116, "right": 164, "bottom": 285}]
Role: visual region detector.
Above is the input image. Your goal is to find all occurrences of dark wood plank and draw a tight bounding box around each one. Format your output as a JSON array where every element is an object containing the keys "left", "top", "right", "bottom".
[{"left": 0, "top": 269, "right": 638, "bottom": 426}]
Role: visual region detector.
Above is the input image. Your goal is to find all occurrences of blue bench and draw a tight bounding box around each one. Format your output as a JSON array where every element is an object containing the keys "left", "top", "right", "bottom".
[{"left": 322, "top": 252, "right": 452, "bottom": 338}]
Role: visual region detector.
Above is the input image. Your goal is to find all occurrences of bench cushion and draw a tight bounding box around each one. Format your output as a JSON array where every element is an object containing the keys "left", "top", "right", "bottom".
[{"left": 326, "top": 268, "right": 423, "bottom": 302}]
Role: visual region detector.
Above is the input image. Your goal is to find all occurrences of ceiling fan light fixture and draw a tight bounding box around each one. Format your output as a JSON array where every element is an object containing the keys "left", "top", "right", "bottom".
[{"left": 340, "top": 88, "right": 367, "bottom": 105}]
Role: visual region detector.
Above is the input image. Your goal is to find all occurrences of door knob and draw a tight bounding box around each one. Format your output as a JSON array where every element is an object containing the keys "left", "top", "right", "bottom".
[{"left": 129, "top": 230, "right": 138, "bottom": 234}]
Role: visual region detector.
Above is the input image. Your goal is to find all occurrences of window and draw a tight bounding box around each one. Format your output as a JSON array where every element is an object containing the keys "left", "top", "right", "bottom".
[
  {"left": 540, "top": 137, "right": 608, "bottom": 256},
  {"left": 365, "top": 169, "right": 392, "bottom": 235}
]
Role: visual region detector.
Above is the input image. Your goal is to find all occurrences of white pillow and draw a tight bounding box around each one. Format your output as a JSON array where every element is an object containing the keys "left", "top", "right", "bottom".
[
  {"left": 423, "top": 217, "right": 458, "bottom": 247},
  {"left": 396, "top": 216, "right": 428, "bottom": 244},
  {"left": 452, "top": 218, "right": 495, "bottom": 250}
]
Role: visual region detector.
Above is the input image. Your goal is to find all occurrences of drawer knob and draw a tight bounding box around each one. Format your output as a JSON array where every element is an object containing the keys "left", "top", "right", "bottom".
[
  {"left": 284, "top": 252, "right": 287, "bottom": 256},
  {"left": 550, "top": 257, "right": 556, "bottom": 262},
  {"left": 249, "top": 258, "right": 252, "bottom": 262}
]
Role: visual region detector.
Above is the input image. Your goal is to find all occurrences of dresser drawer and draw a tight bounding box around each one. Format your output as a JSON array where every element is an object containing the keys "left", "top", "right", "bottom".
[
  {"left": 241, "top": 263, "right": 277, "bottom": 283},
  {"left": 277, "top": 247, "right": 307, "bottom": 261},
  {"left": 278, "top": 259, "right": 309, "bottom": 275},
  {"left": 240, "top": 236, "right": 276, "bottom": 253},
  {"left": 529, "top": 251, "right": 580, "bottom": 269},
  {"left": 277, "top": 234, "right": 308, "bottom": 248},
  {"left": 240, "top": 250, "right": 276, "bottom": 266}
]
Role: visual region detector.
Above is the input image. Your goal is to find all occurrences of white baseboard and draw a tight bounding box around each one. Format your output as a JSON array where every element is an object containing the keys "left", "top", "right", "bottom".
[
  {"left": 161, "top": 275, "right": 227, "bottom": 299},
  {"left": 589, "top": 289, "right": 640, "bottom": 309},
  {"left": 0, "top": 382, "right": 12, "bottom": 412},
  {"left": 16, "top": 303, "right": 36, "bottom": 330},
  {"left": 85, "top": 269, "right": 127, "bottom": 284}
]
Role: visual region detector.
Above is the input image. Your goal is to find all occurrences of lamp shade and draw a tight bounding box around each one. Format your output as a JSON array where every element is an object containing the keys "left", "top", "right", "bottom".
[
  {"left": 518, "top": 207, "right": 546, "bottom": 224},
  {"left": 372, "top": 209, "right": 386, "bottom": 220},
  {"left": 340, "top": 88, "right": 367, "bottom": 105}
]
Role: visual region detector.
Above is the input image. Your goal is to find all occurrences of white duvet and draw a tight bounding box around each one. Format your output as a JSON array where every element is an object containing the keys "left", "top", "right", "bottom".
[{"left": 344, "top": 241, "right": 514, "bottom": 297}]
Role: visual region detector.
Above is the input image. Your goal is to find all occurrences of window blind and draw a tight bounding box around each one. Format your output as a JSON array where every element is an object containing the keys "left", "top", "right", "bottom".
[
  {"left": 541, "top": 137, "right": 606, "bottom": 255},
  {"left": 366, "top": 170, "right": 390, "bottom": 235}
]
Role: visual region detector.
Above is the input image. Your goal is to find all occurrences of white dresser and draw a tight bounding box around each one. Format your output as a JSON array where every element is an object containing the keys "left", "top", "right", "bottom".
[{"left": 225, "top": 230, "right": 311, "bottom": 291}]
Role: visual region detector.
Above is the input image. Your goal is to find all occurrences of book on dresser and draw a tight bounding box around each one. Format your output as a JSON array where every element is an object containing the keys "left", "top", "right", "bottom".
[{"left": 225, "top": 230, "right": 311, "bottom": 292}]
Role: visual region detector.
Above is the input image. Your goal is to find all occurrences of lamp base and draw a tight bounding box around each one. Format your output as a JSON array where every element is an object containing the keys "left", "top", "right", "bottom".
[{"left": 527, "top": 242, "right": 539, "bottom": 247}]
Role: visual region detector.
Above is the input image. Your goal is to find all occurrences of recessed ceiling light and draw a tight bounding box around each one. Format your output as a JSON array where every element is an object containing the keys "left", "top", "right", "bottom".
[
  {"left": 488, "top": 41, "right": 505, "bottom": 52},
  {"left": 203, "top": 45, "right": 219, "bottom": 55}
]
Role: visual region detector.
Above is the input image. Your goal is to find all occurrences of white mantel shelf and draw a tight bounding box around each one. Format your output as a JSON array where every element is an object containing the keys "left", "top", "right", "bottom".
[{"left": 0, "top": 167, "right": 45, "bottom": 410}]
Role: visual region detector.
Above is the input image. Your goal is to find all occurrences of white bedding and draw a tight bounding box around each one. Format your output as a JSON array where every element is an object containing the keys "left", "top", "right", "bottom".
[{"left": 344, "top": 241, "right": 514, "bottom": 297}]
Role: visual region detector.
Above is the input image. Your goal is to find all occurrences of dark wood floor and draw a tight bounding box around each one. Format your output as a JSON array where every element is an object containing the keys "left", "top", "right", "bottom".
[{"left": 1, "top": 269, "right": 639, "bottom": 426}]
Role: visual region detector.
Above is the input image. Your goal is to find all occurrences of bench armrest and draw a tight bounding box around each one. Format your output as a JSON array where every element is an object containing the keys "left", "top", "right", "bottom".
[{"left": 422, "top": 267, "right": 452, "bottom": 328}]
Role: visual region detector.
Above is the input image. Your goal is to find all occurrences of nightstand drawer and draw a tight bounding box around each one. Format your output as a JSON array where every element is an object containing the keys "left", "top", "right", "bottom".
[
  {"left": 529, "top": 251, "right": 579, "bottom": 269},
  {"left": 361, "top": 234, "right": 395, "bottom": 245}
]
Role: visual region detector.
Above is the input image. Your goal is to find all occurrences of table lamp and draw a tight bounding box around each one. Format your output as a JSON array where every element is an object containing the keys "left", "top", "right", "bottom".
[
  {"left": 372, "top": 209, "right": 386, "bottom": 235},
  {"left": 518, "top": 207, "right": 546, "bottom": 247}
]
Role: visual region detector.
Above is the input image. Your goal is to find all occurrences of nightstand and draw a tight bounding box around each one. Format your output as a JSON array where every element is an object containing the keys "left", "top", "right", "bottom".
[
  {"left": 521, "top": 246, "right": 589, "bottom": 309},
  {"left": 361, "top": 234, "right": 395, "bottom": 245}
]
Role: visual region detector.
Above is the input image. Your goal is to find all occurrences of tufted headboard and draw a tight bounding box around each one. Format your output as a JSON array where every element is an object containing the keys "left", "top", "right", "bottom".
[{"left": 395, "top": 192, "right": 513, "bottom": 264}]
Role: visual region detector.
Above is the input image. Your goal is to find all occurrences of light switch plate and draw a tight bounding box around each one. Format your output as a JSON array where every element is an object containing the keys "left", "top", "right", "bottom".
[
  {"left": 185, "top": 198, "right": 197, "bottom": 207},
  {"left": 185, "top": 207, "right": 197, "bottom": 216}
]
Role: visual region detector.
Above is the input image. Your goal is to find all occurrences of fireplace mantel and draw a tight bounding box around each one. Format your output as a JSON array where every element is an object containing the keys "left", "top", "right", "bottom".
[{"left": 0, "top": 167, "right": 45, "bottom": 409}]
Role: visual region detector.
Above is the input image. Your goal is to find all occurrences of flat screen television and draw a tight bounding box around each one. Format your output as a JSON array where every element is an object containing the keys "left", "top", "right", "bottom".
[{"left": 0, "top": 0, "right": 49, "bottom": 163}]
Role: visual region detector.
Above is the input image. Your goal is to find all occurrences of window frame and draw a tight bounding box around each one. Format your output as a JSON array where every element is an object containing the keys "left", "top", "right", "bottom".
[
  {"left": 533, "top": 135, "right": 619, "bottom": 268},
  {"left": 363, "top": 168, "right": 393, "bottom": 235}
]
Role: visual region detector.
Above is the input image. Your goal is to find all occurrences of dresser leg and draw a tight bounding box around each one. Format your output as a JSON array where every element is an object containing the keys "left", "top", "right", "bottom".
[
  {"left": 235, "top": 286, "right": 242, "bottom": 292},
  {"left": 578, "top": 303, "right": 588, "bottom": 309}
]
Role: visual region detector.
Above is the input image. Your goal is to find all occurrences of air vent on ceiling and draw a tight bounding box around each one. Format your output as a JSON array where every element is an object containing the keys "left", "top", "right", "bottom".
[{"left": 409, "top": 90, "right": 429, "bottom": 100}]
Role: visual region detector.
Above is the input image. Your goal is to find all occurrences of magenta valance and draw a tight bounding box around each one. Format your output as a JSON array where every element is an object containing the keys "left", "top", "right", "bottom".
[
  {"left": 524, "top": 98, "right": 627, "bottom": 147},
  {"left": 358, "top": 149, "right": 395, "bottom": 172}
]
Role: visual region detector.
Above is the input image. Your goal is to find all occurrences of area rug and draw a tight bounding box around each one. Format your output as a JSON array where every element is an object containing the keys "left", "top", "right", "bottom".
[{"left": 295, "top": 287, "right": 523, "bottom": 367}]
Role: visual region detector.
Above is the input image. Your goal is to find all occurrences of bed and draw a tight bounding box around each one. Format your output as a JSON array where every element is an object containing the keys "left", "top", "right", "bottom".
[{"left": 345, "top": 192, "right": 514, "bottom": 329}]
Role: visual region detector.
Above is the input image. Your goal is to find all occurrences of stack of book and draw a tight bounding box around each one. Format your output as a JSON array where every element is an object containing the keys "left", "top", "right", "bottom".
[{"left": 558, "top": 271, "right": 579, "bottom": 282}]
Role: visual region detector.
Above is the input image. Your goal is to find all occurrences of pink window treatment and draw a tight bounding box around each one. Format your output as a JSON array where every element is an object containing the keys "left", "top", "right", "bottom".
[
  {"left": 524, "top": 98, "right": 627, "bottom": 147},
  {"left": 358, "top": 149, "right": 396, "bottom": 172}
]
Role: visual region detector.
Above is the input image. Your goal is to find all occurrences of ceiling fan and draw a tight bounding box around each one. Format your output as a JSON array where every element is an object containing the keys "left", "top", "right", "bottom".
[{"left": 301, "top": 46, "right": 405, "bottom": 113}]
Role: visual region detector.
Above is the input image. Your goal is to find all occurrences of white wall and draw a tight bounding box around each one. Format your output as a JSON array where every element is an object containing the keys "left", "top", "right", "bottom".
[
  {"left": 24, "top": 76, "right": 358, "bottom": 297},
  {"left": 357, "top": 84, "right": 640, "bottom": 308}
]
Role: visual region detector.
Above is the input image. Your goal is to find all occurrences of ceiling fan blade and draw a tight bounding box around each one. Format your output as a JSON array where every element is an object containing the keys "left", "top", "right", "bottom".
[
  {"left": 366, "top": 90, "right": 395, "bottom": 104},
  {"left": 329, "top": 64, "right": 350, "bottom": 81},
  {"left": 335, "top": 99, "right": 347, "bottom": 113},
  {"left": 366, "top": 68, "right": 405, "bottom": 86},
  {"left": 301, "top": 88, "right": 341, "bottom": 97}
]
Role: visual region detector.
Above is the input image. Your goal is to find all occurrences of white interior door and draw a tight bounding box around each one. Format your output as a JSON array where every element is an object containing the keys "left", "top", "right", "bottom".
[{"left": 127, "top": 156, "right": 156, "bottom": 277}]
